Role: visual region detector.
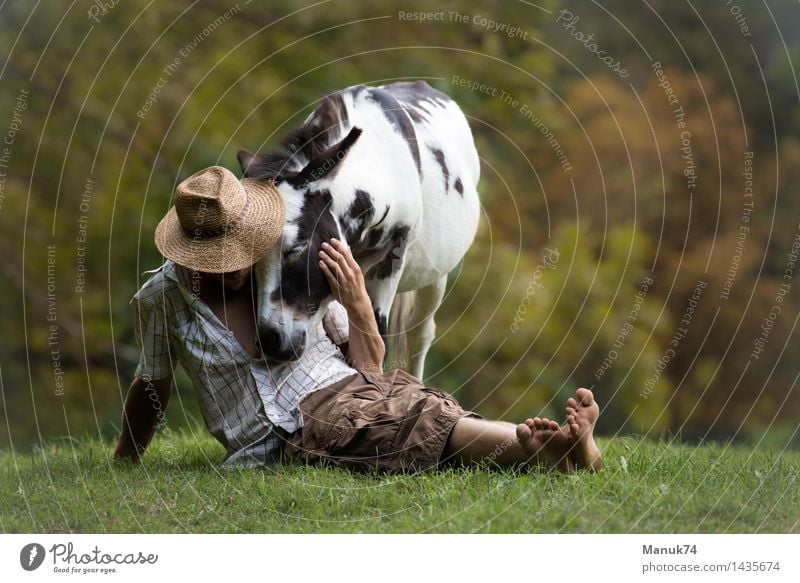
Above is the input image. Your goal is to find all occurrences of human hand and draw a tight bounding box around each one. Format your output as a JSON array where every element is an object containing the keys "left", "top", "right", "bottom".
[{"left": 319, "top": 238, "right": 370, "bottom": 313}]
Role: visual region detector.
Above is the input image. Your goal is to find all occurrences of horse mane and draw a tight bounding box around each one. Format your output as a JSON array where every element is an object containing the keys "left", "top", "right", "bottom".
[{"left": 243, "top": 91, "right": 350, "bottom": 181}]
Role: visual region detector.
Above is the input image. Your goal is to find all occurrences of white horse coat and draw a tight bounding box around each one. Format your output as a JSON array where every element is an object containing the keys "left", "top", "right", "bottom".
[{"left": 238, "top": 80, "right": 480, "bottom": 379}]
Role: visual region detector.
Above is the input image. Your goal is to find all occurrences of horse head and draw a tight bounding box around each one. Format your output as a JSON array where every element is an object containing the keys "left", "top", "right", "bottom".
[{"left": 237, "top": 125, "right": 362, "bottom": 363}]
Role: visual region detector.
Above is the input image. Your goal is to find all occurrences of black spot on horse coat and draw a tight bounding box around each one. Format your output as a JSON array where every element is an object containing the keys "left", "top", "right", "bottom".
[
  {"left": 429, "top": 146, "right": 449, "bottom": 194},
  {"left": 363, "top": 87, "right": 421, "bottom": 175},
  {"left": 273, "top": 189, "right": 339, "bottom": 313},
  {"left": 342, "top": 189, "right": 375, "bottom": 247},
  {"left": 365, "top": 224, "right": 411, "bottom": 280}
]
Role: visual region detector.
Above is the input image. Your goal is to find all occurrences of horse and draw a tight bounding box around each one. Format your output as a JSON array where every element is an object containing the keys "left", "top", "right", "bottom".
[{"left": 237, "top": 80, "right": 480, "bottom": 380}]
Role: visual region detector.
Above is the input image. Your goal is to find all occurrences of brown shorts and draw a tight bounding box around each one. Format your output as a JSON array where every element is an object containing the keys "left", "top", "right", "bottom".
[{"left": 284, "top": 368, "right": 480, "bottom": 473}]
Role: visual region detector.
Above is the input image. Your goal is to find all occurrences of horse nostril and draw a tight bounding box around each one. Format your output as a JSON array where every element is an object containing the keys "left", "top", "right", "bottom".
[
  {"left": 256, "top": 324, "right": 306, "bottom": 362},
  {"left": 257, "top": 325, "right": 280, "bottom": 352}
]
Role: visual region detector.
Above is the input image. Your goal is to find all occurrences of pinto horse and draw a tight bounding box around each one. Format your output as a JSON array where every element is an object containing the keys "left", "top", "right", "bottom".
[{"left": 238, "top": 80, "right": 480, "bottom": 380}]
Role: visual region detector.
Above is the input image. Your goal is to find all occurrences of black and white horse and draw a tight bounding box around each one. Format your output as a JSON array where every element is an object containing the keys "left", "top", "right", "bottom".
[{"left": 238, "top": 80, "right": 480, "bottom": 379}]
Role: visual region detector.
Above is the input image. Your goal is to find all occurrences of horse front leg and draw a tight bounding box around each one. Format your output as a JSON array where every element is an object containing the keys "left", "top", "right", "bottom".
[
  {"left": 365, "top": 274, "right": 402, "bottom": 368},
  {"left": 361, "top": 231, "right": 411, "bottom": 372}
]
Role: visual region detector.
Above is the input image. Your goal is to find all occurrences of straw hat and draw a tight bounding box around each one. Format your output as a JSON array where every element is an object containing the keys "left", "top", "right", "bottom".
[{"left": 155, "top": 166, "right": 285, "bottom": 273}]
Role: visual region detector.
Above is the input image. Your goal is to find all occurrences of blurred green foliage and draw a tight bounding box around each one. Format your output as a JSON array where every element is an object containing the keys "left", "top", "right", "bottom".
[{"left": 1, "top": 0, "right": 799, "bottom": 449}]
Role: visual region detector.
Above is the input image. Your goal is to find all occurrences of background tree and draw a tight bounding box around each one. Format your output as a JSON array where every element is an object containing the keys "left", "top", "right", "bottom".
[{"left": 1, "top": 0, "right": 798, "bottom": 450}]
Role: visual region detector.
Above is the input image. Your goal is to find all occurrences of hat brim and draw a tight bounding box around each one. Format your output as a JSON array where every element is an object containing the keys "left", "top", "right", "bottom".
[{"left": 154, "top": 178, "right": 285, "bottom": 273}]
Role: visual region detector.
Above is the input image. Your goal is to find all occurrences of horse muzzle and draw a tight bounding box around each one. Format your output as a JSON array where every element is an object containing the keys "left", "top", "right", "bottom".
[{"left": 256, "top": 323, "right": 307, "bottom": 362}]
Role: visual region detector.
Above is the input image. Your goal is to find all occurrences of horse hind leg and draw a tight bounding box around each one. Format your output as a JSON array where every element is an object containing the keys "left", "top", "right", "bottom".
[{"left": 404, "top": 274, "right": 448, "bottom": 381}]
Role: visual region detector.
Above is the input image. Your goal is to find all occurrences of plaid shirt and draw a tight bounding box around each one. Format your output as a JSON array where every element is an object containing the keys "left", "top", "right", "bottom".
[{"left": 131, "top": 260, "right": 355, "bottom": 467}]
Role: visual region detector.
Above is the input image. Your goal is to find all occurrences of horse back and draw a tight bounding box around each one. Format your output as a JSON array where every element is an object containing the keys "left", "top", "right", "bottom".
[
  {"left": 379, "top": 81, "right": 481, "bottom": 289},
  {"left": 317, "top": 81, "right": 480, "bottom": 289}
]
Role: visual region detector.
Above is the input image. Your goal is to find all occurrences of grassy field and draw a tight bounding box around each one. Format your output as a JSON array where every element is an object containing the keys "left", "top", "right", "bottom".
[{"left": 1, "top": 430, "right": 798, "bottom": 533}]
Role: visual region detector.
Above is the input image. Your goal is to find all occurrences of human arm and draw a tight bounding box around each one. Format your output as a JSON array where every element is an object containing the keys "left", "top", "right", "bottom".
[
  {"left": 115, "top": 288, "right": 177, "bottom": 462},
  {"left": 114, "top": 375, "right": 172, "bottom": 463},
  {"left": 319, "top": 238, "right": 385, "bottom": 372}
]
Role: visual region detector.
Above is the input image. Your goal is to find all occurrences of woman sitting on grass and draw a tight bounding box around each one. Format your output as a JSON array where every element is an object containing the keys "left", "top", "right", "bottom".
[{"left": 114, "top": 166, "right": 602, "bottom": 472}]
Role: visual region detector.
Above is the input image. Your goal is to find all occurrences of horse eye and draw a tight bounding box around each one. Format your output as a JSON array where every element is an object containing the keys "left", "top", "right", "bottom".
[{"left": 283, "top": 244, "right": 305, "bottom": 259}]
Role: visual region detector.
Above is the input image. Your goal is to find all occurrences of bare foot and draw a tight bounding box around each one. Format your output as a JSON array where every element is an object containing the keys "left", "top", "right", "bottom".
[
  {"left": 521, "top": 416, "right": 561, "bottom": 432},
  {"left": 565, "top": 388, "right": 602, "bottom": 471},
  {"left": 516, "top": 418, "right": 575, "bottom": 473}
]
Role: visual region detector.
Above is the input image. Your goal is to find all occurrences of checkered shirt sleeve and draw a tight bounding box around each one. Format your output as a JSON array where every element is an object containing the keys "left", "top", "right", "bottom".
[
  {"left": 322, "top": 300, "right": 349, "bottom": 346},
  {"left": 131, "top": 293, "right": 177, "bottom": 381}
]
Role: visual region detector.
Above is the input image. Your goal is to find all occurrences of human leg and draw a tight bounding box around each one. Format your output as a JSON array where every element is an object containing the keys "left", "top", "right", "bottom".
[
  {"left": 442, "top": 416, "right": 574, "bottom": 472},
  {"left": 442, "top": 387, "right": 602, "bottom": 472}
]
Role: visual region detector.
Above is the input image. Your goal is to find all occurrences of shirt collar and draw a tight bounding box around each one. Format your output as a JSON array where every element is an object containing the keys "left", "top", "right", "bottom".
[
  {"left": 161, "top": 260, "right": 179, "bottom": 282},
  {"left": 153, "top": 260, "right": 202, "bottom": 307},
  {"left": 141, "top": 260, "right": 177, "bottom": 280}
]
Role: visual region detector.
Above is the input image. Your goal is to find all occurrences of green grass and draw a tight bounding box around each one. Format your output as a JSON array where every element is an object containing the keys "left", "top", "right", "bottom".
[{"left": 1, "top": 430, "right": 798, "bottom": 533}]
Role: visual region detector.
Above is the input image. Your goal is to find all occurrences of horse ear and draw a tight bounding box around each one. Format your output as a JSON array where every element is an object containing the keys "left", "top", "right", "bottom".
[
  {"left": 237, "top": 149, "right": 258, "bottom": 177},
  {"left": 288, "top": 126, "right": 362, "bottom": 188}
]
